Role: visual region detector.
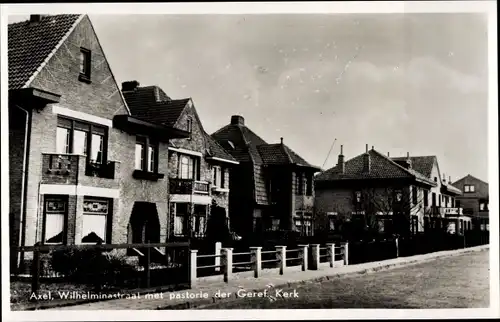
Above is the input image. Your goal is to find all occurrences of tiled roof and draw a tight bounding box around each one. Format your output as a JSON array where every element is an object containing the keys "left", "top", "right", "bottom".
[
  {"left": 391, "top": 156, "right": 436, "bottom": 178},
  {"left": 123, "top": 86, "right": 189, "bottom": 127},
  {"left": 205, "top": 133, "right": 237, "bottom": 162},
  {"left": 212, "top": 122, "right": 269, "bottom": 205},
  {"left": 257, "top": 143, "right": 319, "bottom": 169},
  {"left": 315, "top": 149, "right": 436, "bottom": 186},
  {"left": 212, "top": 123, "right": 268, "bottom": 164},
  {"left": 8, "top": 15, "right": 82, "bottom": 90}
]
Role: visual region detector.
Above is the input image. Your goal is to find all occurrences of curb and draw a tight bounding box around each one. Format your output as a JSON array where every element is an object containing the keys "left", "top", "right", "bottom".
[{"left": 157, "top": 245, "right": 489, "bottom": 310}]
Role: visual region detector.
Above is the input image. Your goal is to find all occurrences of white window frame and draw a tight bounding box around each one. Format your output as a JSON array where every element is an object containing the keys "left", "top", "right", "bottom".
[
  {"left": 81, "top": 197, "right": 109, "bottom": 244},
  {"left": 212, "top": 166, "right": 223, "bottom": 188},
  {"left": 43, "top": 198, "right": 67, "bottom": 245}
]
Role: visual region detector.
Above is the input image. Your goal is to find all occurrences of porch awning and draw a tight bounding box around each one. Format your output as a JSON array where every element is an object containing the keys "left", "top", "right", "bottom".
[{"left": 113, "top": 115, "right": 190, "bottom": 141}]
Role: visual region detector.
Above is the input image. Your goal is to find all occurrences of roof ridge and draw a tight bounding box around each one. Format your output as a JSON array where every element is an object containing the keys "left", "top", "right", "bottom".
[{"left": 370, "top": 149, "right": 419, "bottom": 175}]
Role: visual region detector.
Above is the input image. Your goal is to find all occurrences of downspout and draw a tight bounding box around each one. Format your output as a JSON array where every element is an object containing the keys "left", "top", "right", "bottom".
[{"left": 15, "top": 105, "right": 31, "bottom": 269}]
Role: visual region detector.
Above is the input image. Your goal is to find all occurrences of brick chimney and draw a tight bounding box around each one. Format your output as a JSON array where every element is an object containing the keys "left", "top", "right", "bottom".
[
  {"left": 405, "top": 152, "right": 412, "bottom": 169},
  {"left": 231, "top": 115, "right": 245, "bottom": 126},
  {"left": 122, "top": 80, "right": 140, "bottom": 92},
  {"left": 362, "top": 144, "right": 370, "bottom": 173},
  {"left": 29, "top": 15, "right": 43, "bottom": 23},
  {"left": 280, "top": 137, "right": 283, "bottom": 145},
  {"left": 338, "top": 145, "right": 345, "bottom": 173}
]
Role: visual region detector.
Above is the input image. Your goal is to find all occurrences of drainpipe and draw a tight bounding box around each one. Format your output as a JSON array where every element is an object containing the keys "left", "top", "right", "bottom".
[{"left": 15, "top": 105, "right": 31, "bottom": 270}]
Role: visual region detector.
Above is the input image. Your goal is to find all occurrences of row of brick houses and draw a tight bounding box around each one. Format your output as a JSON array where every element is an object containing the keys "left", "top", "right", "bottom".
[
  {"left": 8, "top": 14, "right": 322, "bottom": 271},
  {"left": 8, "top": 15, "right": 489, "bottom": 270},
  {"left": 315, "top": 145, "right": 488, "bottom": 236}
]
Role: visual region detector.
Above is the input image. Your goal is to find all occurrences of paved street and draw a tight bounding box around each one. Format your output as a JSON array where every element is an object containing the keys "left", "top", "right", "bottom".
[{"left": 198, "top": 249, "right": 490, "bottom": 309}]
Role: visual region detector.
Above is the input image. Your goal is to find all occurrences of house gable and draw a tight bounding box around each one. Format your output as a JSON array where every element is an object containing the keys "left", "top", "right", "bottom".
[{"left": 29, "top": 15, "right": 129, "bottom": 119}]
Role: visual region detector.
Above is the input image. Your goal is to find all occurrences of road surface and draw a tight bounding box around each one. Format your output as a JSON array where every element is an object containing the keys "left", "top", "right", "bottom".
[{"left": 198, "top": 250, "right": 489, "bottom": 309}]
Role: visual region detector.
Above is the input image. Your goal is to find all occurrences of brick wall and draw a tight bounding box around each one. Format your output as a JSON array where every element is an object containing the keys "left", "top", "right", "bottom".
[{"left": 19, "top": 16, "right": 170, "bottom": 246}]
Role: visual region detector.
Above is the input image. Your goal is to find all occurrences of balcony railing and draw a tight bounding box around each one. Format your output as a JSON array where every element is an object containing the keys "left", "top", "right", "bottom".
[
  {"left": 85, "top": 161, "right": 117, "bottom": 179},
  {"left": 441, "top": 207, "right": 463, "bottom": 216},
  {"left": 169, "top": 178, "right": 210, "bottom": 195}
]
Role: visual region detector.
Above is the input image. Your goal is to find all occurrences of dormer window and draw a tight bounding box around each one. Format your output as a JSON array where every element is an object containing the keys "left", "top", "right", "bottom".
[{"left": 79, "top": 48, "right": 91, "bottom": 83}]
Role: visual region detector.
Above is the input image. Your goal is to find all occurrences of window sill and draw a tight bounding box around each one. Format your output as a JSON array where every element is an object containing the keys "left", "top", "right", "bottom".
[
  {"left": 133, "top": 170, "right": 165, "bottom": 181},
  {"left": 212, "top": 187, "right": 229, "bottom": 193},
  {"left": 78, "top": 73, "right": 92, "bottom": 84}
]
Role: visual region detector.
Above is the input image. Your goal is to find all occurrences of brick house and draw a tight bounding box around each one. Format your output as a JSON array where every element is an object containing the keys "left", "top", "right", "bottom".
[
  {"left": 390, "top": 155, "right": 468, "bottom": 234},
  {"left": 452, "top": 175, "right": 489, "bottom": 231},
  {"left": 314, "top": 145, "right": 468, "bottom": 236},
  {"left": 8, "top": 15, "right": 190, "bottom": 270},
  {"left": 212, "top": 115, "right": 320, "bottom": 237},
  {"left": 121, "top": 82, "right": 239, "bottom": 239}
]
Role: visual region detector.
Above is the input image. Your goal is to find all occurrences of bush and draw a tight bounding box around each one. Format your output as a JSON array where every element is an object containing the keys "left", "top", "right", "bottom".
[{"left": 50, "top": 248, "right": 136, "bottom": 289}]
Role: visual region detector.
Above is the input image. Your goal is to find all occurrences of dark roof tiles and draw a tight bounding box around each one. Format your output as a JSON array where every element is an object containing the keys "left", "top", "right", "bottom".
[
  {"left": 8, "top": 15, "right": 82, "bottom": 90},
  {"left": 123, "top": 86, "right": 189, "bottom": 127},
  {"left": 316, "top": 149, "right": 436, "bottom": 186}
]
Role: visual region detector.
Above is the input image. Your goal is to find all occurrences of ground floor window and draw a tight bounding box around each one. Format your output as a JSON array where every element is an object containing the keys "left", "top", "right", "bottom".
[
  {"left": 294, "top": 212, "right": 313, "bottom": 236},
  {"left": 43, "top": 196, "right": 68, "bottom": 244},
  {"left": 172, "top": 203, "right": 207, "bottom": 237},
  {"left": 82, "top": 197, "right": 111, "bottom": 243}
]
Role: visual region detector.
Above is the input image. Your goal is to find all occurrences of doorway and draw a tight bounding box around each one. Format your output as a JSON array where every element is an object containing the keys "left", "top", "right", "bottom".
[{"left": 128, "top": 202, "right": 161, "bottom": 245}]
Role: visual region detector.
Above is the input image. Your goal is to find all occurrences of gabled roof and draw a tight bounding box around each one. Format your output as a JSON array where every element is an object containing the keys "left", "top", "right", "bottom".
[
  {"left": 391, "top": 156, "right": 436, "bottom": 178},
  {"left": 257, "top": 143, "right": 320, "bottom": 169},
  {"left": 8, "top": 15, "right": 82, "bottom": 90},
  {"left": 392, "top": 155, "right": 462, "bottom": 193},
  {"left": 315, "top": 149, "right": 436, "bottom": 186},
  {"left": 123, "top": 86, "right": 190, "bottom": 127},
  {"left": 453, "top": 174, "right": 489, "bottom": 186}
]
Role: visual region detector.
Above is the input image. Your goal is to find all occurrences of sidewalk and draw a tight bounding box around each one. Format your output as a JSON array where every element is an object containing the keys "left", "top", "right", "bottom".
[{"left": 43, "top": 245, "right": 488, "bottom": 310}]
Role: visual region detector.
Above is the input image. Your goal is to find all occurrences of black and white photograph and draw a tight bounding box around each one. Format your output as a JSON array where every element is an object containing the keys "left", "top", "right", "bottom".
[{"left": 1, "top": 1, "right": 498, "bottom": 320}]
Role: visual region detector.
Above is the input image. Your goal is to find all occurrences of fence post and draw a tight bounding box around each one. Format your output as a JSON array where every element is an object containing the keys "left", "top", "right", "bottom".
[
  {"left": 275, "top": 246, "right": 286, "bottom": 275},
  {"left": 189, "top": 250, "right": 198, "bottom": 288},
  {"left": 326, "top": 243, "right": 335, "bottom": 267},
  {"left": 144, "top": 242, "right": 151, "bottom": 288},
  {"left": 250, "top": 247, "right": 262, "bottom": 278},
  {"left": 395, "top": 237, "right": 399, "bottom": 258},
  {"left": 221, "top": 248, "right": 233, "bottom": 283},
  {"left": 214, "top": 242, "right": 222, "bottom": 272},
  {"left": 30, "top": 243, "right": 41, "bottom": 298},
  {"left": 310, "top": 244, "right": 320, "bottom": 270},
  {"left": 343, "top": 242, "right": 349, "bottom": 266},
  {"left": 298, "top": 244, "right": 308, "bottom": 271}
]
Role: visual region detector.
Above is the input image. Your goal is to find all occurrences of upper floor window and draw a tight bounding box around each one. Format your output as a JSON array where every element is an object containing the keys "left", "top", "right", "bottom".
[
  {"left": 211, "top": 166, "right": 224, "bottom": 188},
  {"left": 354, "top": 191, "right": 362, "bottom": 204},
  {"left": 56, "top": 116, "right": 107, "bottom": 165},
  {"left": 296, "top": 173, "right": 302, "bottom": 195},
  {"left": 135, "top": 136, "right": 159, "bottom": 173},
  {"left": 305, "top": 174, "right": 313, "bottom": 196},
  {"left": 394, "top": 190, "right": 403, "bottom": 202},
  {"left": 423, "top": 190, "right": 429, "bottom": 207},
  {"left": 412, "top": 186, "right": 418, "bottom": 205},
  {"left": 179, "top": 154, "right": 199, "bottom": 180},
  {"left": 479, "top": 200, "right": 488, "bottom": 211},
  {"left": 186, "top": 117, "right": 193, "bottom": 139},
  {"left": 464, "top": 184, "right": 475, "bottom": 193},
  {"left": 79, "top": 48, "right": 91, "bottom": 82}
]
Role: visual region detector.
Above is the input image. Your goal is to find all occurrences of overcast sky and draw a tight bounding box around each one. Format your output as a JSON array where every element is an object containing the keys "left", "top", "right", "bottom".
[{"left": 8, "top": 13, "right": 489, "bottom": 182}]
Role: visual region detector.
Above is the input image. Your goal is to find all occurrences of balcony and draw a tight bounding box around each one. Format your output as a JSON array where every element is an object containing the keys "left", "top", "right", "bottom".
[
  {"left": 41, "top": 153, "right": 117, "bottom": 184},
  {"left": 169, "top": 178, "right": 210, "bottom": 195},
  {"left": 294, "top": 195, "right": 314, "bottom": 210},
  {"left": 441, "top": 207, "right": 463, "bottom": 216}
]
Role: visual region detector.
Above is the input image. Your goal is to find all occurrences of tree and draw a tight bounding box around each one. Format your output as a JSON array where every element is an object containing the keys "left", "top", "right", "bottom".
[{"left": 354, "top": 185, "right": 441, "bottom": 238}]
